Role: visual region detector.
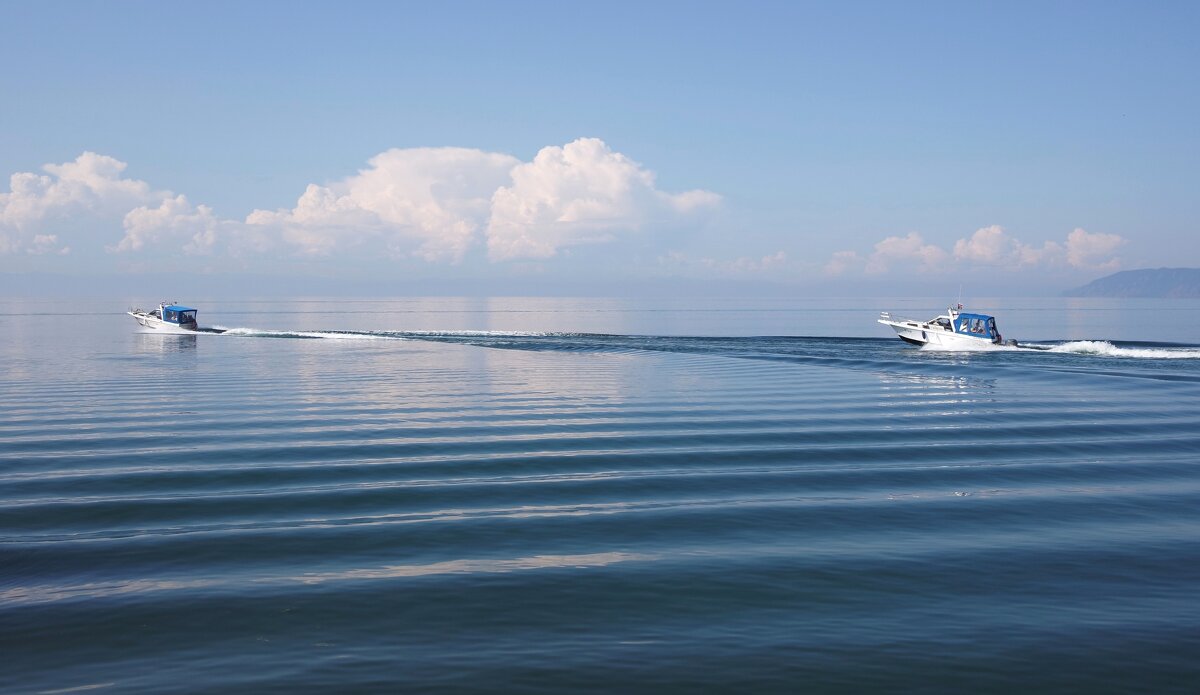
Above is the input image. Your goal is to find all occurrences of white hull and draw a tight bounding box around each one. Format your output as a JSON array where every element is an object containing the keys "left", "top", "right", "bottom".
[
  {"left": 878, "top": 307, "right": 1004, "bottom": 348},
  {"left": 128, "top": 311, "right": 197, "bottom": 333},
  {"left": 878, "top": 320, "right": 996, "bottom": 347}
]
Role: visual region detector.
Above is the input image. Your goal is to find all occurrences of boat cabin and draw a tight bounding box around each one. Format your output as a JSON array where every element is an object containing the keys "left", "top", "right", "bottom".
[
  {"left": 954, "top": 312, "right": 999, "bottom": 341},
  {"left": 161, "top": 304, "right": 198, "bottom": 326}
]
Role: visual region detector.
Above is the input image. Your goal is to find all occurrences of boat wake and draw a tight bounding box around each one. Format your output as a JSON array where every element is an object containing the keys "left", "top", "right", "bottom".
[
  {"left": 1036, "top": 340, "right": 1200, "bottom": 359},
  {"left": 214, "top": 327, "right": 401, "bottom": 340},
  {"left": 209, "top": 327, "right": 575, "bottom": 341},
  {"left": 198, "top": 327, "right": 1200, "bottom": 360},
  {"left": 921, "top": 339, "right": 1200, "bottom": 359}
]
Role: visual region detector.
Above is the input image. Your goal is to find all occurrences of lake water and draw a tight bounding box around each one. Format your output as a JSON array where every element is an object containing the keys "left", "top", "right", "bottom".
[{"left": 3, "top": 297, "right": 1200, "bottom": 693}]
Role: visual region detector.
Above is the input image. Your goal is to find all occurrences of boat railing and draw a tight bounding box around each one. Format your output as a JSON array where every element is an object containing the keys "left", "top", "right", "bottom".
[{"left": 880, "top": 311, "right": 920, "bottom": 324}]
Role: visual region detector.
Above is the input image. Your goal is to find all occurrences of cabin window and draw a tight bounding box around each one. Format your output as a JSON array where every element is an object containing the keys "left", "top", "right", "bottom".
[
  {"left": 165, "top": 310, "right": 177, "bottom": 321},
  {"left": 971, "top": 319, "right": 984, "bottom": 333}
]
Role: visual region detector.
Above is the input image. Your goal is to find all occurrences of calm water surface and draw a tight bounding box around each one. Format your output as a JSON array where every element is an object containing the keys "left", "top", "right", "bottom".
[{"left": 3, "top": 297, "right": 1200, "bottom": 693}]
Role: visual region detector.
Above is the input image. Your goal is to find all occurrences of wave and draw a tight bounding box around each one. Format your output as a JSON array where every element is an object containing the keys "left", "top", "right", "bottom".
[
  {"left": 915, "top": 339, "right": 1200, "bottom": 359},
  {"left": 213, "top": 327, "right": 400, "bottom": 340},
  {"left": 210, "top": 327, "right": 582, "bottom": 340},
  {"left": 206, "top": 327, "right": 1200, "bottom": 361},
  {"left": 1043, "top": 341, "right": 1200, "bottom": 359}
]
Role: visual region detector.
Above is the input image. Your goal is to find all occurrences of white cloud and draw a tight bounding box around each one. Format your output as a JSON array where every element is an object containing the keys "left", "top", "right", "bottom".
[
  {"left": 246, "top": 147, "right": 519, "bottom": 261},
  {"left": 118, "top": 195, "right": 219, "bottom": 254},
  {"left": 951, "top": 225, "right": 1087, "bottom": 269},
  {"left": 830, "top": 225, "right": 1127, "bottom": 276},
  {"left": 487, "top": 138, "right": 720, "bottom": 260},
  {"left": 951, "top": 225, "right": 1125, "bottom": 270},
  {"left": 953, "top": 225, "right": 1023, "bottom": 265},
  {"left": 865, "top": 232, "right": 949, "bottom": 274},
  {"left": 1065, "top": 227, "right": 1125, "bottom": 269},
  {"left": 28, "top": 234, "right": 70, "bottom": 255},
  {"left": 823, "top": 250, "right": 862, "bottom": 276},
  {"left": 243, "top": 139, "right": 717, "bottom": 262},
  {"left": 0, "top": 152, "right": 160, "bottom": 253},
  {"left": 3, "top": 141, "right": 717, "bottom": 264}
]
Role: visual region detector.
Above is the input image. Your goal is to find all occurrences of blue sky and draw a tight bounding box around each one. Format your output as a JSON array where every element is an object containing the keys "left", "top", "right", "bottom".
[{"left": 2, "top": 1, "right": 1197, "bottom": 296}]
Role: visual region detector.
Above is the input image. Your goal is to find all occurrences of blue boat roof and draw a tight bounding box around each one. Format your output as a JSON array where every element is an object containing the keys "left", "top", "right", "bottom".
[
  {"left": 957, "top": 312, "right": 994, "bottom": 322},
  {"left": 164, "top": 305, "right": 196, "bottom": 312}
]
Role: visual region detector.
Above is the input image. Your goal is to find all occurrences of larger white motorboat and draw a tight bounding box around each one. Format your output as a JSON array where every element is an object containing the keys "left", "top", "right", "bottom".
[
  {"left": 128, "top": 301, "right": 200, "bottom": 333},
  {"left": 878, "top": 304, "right": 1008, "bottom": 348}
]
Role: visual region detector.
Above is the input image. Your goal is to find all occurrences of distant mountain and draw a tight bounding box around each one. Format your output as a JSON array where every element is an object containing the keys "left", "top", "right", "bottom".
[{"left": 1064, "top": 268, "right": 1200, "bottom": 298}]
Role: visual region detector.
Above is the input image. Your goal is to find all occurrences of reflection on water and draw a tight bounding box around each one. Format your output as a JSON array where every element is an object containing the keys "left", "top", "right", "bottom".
[
  {"left": 1, "top": 553, "right": 655, "bottom": 606},
  {"left": 295, "top": 551, "right": 653, "bottom": 584},
  {"left": 133, "top": 332, "right": 197, "bottom": 355},
  {"left": 877, "top": 372, "right": 997, "bottom": 392}
]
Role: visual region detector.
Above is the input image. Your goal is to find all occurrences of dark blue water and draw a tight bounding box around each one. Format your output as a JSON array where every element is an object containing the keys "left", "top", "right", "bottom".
[{"left": 4, "top": 299, "right": 1200, "bottom": 693}]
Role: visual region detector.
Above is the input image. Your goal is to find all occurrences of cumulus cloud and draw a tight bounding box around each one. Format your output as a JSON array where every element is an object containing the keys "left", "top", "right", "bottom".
[
  {"left": 246, "top": 147, "right": 520, "bottom": 261},
  {"left": 1065, "top": 227, "right": 1125, "bottom": 269},
  {"left": 952, "top": 225, "right": 1069, "bottom": 268},
  {"left": 0, "top": 152, "right": 160, "bottom": 253},
  {"left": 3, "top": 140, "right": 717, "bottom": 263},
  {"left": 244, "top": 138, "right": 718, "bottom": 262},
  {"left": 953, "top": 225, "right": 1023, "bottom": 265},
  {"left": 829, "top": 225, "right": 1127, "bottom": 276},
  {"left": 487, "top": 138, "right": 720, "bottom": 260},
  {"left": 28, "top": 234, "right": 70, "bottom": 255},
  {"left": 864, "top": 232, "right": 949, "bottom": 274},
  {"left": 118, "top": 195, "right": 220, "bottom": 254},
  {"left": 823, "top": 250, "right": 862, "bottom": 276}
]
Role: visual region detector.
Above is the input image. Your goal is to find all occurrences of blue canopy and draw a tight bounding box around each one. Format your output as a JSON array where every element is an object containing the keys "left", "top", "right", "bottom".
[
  {"left": 164, "top": 305, "right": 196, "bottom": 312},
  {"left": 956, "top": 312, "right": 998, "bottom": 338}
]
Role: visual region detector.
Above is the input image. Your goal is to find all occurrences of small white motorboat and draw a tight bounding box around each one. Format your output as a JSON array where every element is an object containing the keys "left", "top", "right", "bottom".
[
  {"left": 878, "top": 304, "right": 1010, "bottom": 348},
  {"left": 128, "top": 301, "right": 201, "bottom": 333}
]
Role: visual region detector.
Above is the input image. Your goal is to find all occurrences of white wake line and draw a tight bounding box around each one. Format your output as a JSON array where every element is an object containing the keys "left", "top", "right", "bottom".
[
  {"left": 202, "top": 328, "right": 1200, "bottom": 358},
  {"left": 208, "top": 327, "right": 569, "bottom": 340},
  {"left": 1039, "top": 340, "right": 1200, "bottom": 359},
  {"left": 922, "top": 340, "right": 1200, "bottom": 359},
  {"left": 213, "top": 327, "right": 403, "bottom": 340}
]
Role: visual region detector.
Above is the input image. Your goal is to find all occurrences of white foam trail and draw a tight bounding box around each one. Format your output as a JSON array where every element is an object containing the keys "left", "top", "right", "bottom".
[
  {"left": 400, "top": 330, "right": 568, "bottom": 337},
  {"left": 1044, "top": 341, "right": 1200, "bottom": 359},
  {"left": 212, "top": 327, "right": 401, "bottom": 340},
  {"left": 207, "top": 327, "right": 569, "bottom": 340}
]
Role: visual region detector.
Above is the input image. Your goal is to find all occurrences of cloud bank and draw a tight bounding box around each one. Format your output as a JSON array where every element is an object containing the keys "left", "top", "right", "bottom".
[
  {"left": 825, "top": 225, "right": 1127, "bottom": 276},
  {"left": 487, "top": 138, "right": 721, "bottom": 261},
  {"left": 0, "top": 139, "right": 721, "bottom": 264},
  {"left": 0, "top": 152, "right": 158, "bottom": 255}
]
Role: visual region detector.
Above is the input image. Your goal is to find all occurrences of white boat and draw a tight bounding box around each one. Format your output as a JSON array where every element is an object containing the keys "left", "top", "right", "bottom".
[
  {"left": 127, "top": 301, "right": 200, "bottom": 333},
  {"left": 878, "top": 304, "right": 1009, "bottom": 348}
]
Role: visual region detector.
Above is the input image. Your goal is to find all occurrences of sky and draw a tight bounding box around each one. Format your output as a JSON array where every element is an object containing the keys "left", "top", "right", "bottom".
[{"left": 1, "top": 0, "right": 1198, "bottom": 297}]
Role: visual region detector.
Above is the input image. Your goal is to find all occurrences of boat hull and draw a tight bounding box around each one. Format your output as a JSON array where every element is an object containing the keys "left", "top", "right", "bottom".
[
  {"left": 128, "top": 312, "right": 197, "bottom": 333},
  {"left": 878, "top": 319, "right": 998, "bottom": 348}
]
